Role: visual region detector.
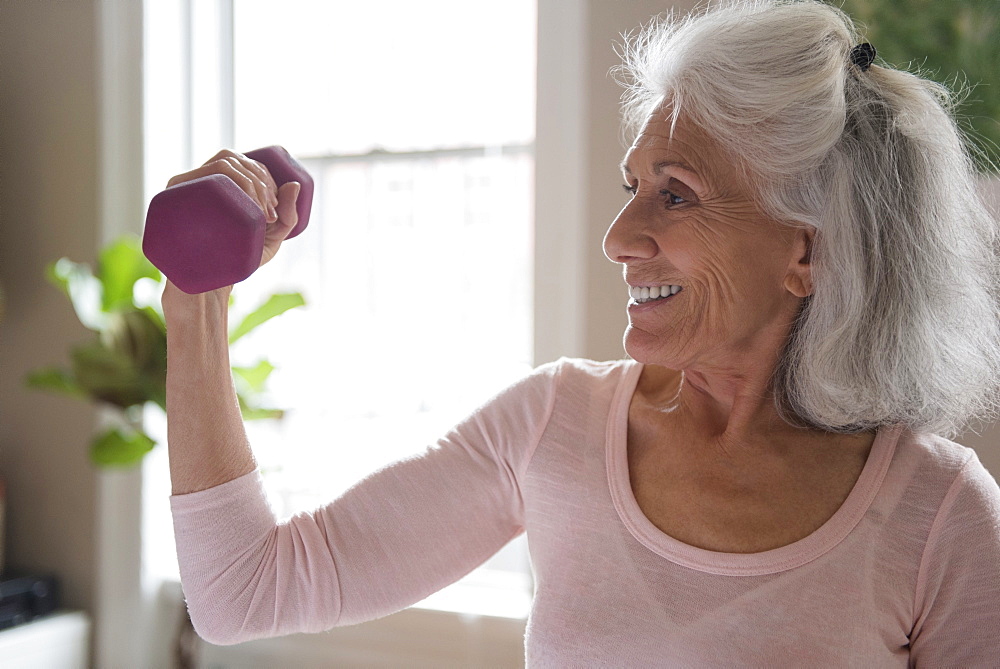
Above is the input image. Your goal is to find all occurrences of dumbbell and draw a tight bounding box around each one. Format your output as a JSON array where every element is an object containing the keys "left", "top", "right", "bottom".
[{"left": 142, "top": 146, "right": 314, "bottom": 294}]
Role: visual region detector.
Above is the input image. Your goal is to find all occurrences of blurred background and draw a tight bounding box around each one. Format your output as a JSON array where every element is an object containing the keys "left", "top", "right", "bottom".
[{"left": 0, "top": 0, "right": 997, "bottom": 666}]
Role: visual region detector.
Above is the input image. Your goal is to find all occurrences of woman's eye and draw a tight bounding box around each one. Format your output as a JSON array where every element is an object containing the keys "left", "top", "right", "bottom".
[
  {"left": 622, "top": 183, "right": 688, "bottom": 205},
  {"left": 660, "top": 189, "right": 686, "bottom": 206}
]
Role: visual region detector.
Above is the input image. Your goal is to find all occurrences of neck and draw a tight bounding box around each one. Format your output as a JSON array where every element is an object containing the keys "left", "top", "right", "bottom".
[
  {"left": 680, "top": 367, "right": 788, "bottom": 443},
  {"left": 640, "top": 346, "right": 806, "bottom": 453}
]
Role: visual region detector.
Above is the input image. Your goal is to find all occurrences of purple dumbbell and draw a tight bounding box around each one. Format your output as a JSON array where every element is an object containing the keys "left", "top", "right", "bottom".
[{"left": 142, "top": 146, "right": 314, "bottom": 294}]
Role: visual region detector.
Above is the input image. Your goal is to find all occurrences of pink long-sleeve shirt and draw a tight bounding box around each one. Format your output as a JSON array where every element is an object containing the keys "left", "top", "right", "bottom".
[{"left": 171, "top": 358, "right": 1000, "bottom": 665}]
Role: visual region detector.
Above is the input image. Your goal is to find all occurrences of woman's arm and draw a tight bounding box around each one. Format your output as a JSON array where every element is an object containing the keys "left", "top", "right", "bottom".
[
  {"left": 163, "top": 148, "right": 557, "bottom": 644},
  {"left": 160, "top": 149, "right": 300, "bottom": 494},
  {"left": 163, "top": 285, "right": 256, "bottom": 494},
  {"left": 171, "top": 361, "right": 561, "bottom": 645}
]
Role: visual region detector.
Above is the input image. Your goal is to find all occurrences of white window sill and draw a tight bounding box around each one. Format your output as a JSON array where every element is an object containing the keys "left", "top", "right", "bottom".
[
  {"left": 194, "top": 596, "right": 528, "bottom": 668},
  {"left": 155, "top": 575, "right": 530, "bottom": 667},
  {"left": 414, "top": 570, "right": 532, "bottom": 620}
]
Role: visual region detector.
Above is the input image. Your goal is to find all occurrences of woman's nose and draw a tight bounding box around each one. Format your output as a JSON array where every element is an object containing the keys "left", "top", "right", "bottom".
[{"left": 603, "top": 199, "right": 657, "bottom": 264}]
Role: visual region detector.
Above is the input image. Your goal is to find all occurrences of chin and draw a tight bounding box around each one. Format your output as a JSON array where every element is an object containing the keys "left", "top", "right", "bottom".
[{"left": 622, "top": 327, "right": 683, "bottom": 367}]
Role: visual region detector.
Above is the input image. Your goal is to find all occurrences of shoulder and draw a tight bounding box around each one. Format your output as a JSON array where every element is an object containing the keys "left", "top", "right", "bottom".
[
  {"left": 449, "top": 359, "right": 635, "bottom": 472},
  {"left": 469, "top": 357, "right": 631, "bottom": 413},
  {"left": 491, "top": 357, "right": 637, "bottom": 430},
  {"left": 541, "top": 356, "right": 637, "bottom": 391},
  {"left": 906, "top": 434, "right": 1000, "bottom": 657},
  {"left": 893, "top": 430, "right": 1000, "bottom": 540},
  {"left": 876, "top": 430, "right": 1000, "bottom": 558},
  {"left": 897, "top": 431, "right": 997, "bottom": 493},
  {"left": 482, "top": 357, "right": 635, "bottom": 415}
]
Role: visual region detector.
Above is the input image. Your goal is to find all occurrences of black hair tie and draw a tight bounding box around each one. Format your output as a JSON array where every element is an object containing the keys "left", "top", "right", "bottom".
[{"left": 850, "top": 43, "right": 876, "bottom": 72}]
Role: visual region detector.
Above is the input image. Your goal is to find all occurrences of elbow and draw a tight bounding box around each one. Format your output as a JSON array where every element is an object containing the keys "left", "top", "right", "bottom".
[
  {"left": 185, "top": 603, "right": 258, "bottom": 647},
  {"left": 176, "top": 512, "right": 344, "bottom": 644}
]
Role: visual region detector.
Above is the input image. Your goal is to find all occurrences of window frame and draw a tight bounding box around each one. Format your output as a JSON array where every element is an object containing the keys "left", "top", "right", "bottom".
[{"left": 96, "top": 0, "right": 597, "bottom": 664}]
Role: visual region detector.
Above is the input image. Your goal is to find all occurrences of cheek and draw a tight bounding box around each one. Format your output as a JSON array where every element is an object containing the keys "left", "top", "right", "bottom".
[
  {"left": 688, "top": 211, "right": 793, "bottom": 282},
  {"left": 668, "top": 236, "right": 793, "bottom": 329},
  {"left": 670, "top": 224, "right": 746, "bottom": 297}
]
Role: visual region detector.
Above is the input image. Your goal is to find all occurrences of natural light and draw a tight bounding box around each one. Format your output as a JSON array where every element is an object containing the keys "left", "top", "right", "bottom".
[{"left": 142, "top": 0, "right": 537, "bottom": 620}]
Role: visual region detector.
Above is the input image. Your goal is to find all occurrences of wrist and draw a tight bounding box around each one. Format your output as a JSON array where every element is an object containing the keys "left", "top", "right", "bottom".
[{"left": 162, "top": 280, "right": 232, "bottom": 321}]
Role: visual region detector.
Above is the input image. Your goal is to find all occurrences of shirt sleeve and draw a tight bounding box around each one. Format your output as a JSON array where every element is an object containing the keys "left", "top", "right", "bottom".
[
  {"left": 170, "top": 361, "right": 560, "bottom": 645},
  {"left": 909, "top": 450, "right": 1000, "bottom": 665}
]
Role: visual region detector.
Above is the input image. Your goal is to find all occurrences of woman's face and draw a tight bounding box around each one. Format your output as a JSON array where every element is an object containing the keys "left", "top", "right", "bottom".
[{"left": 603, "top": 108, "right": 813, "bottom": 373}]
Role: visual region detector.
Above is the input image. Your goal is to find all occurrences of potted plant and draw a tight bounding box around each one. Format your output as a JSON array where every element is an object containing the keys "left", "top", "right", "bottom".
[{"left": 25, "top": 236, "right": 304, "bottom": 466}]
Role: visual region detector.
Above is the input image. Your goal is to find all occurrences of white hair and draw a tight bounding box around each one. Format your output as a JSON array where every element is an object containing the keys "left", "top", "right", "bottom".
[{"left": 616, "top": 0, "right": 1000, "bottom": 438}]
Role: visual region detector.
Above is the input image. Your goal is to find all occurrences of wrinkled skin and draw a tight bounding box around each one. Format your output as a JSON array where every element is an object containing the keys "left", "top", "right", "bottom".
[
  {"left": 603, "top": 107, "right": 880, "bottom": 554},
  {"left": 604, "top": 107, "right": 814, "bottom": 435}
]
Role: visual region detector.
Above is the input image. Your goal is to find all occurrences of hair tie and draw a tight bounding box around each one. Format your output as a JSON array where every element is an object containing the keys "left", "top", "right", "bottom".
[{"left": 850, "top": 43, "right": 876, "bottom": 72}]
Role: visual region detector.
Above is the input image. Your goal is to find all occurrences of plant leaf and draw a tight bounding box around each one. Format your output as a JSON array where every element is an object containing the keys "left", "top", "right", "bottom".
[
  {"left": 229, "top": 292, "right": 305, "bottom": 344},
  {"left": 232, "top": 359, "right": 275, "bottom": 394},
  {"left": 101, "top": 309, "right": 167, "bottom": 376},
  {"left": 47, "top": 258, "right": 107, "bottom": 331},
  {"left": 71, "top": 339, "right": 148, "bottom": 409},
  {"left": 90, "top": 427, "right": 155, "bottom": 467},
  {"left": 141, "top": 304, "right": 166, "bottom": 332},
  {"left": 25, "top": 367, "right": 86, "bottom": 399},
  {"left": 241, "top": 406, "right": 286, "bottom": 421},
  {"left": 237, "top": 394, "right": 285, "bottom": 421},
  {"left": 98, "top": 236, "right": 162, "bottom": 312}
]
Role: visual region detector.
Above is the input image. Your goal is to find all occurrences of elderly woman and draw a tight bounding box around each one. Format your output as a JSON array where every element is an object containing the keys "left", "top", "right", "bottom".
[{"left": 165, "top": 0, "right": 1000, "bottom": 664}]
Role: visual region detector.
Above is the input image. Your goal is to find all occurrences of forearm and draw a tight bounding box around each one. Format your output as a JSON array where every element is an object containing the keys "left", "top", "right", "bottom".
[{"left": 163, "top": 282, "right": 256, "bottom": 495}]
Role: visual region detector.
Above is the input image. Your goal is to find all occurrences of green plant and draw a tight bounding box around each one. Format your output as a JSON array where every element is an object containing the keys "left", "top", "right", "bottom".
[
  {"left": 26, "top": 236, "right": 305, "bottom": 466},
  {"left": 841, "top": 0, "right": 1000, "bottom": 172}
]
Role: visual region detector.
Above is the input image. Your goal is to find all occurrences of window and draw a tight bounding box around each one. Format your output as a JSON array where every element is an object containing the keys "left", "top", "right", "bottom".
[{"left": 142, "top": 0, "right": 537, "bottom": 621}]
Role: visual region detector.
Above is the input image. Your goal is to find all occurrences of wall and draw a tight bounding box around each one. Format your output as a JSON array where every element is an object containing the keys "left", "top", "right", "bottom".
[
  {"left": 958, "top": 177, "right": 1000, "bottom": 476},
  {"left": 0, "top": 0, "right": 101, "bottom": 615},
  {"left": 579, "top": 0, "right": 697, "bottom": 361},
  {"left": 535, "top": 0, "right": 697, "bottom": 364}
]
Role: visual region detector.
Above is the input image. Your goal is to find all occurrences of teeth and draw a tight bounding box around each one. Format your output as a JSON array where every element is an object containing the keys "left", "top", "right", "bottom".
[{"left": 629, "top": 285, "right": 682, "bottom": 304}]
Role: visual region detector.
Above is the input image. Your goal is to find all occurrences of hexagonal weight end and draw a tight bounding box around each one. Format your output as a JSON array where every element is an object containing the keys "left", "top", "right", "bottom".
[{"left": 143, "top": 174, "right": 267, "bottom": 294}]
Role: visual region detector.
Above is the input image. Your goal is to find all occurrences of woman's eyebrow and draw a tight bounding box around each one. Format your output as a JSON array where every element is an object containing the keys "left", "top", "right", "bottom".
[
  {"left": 619, "top": 159, "right": 698, "bottom": 176},
  {"left": 621, "top": 159, "right": 706, "bottom": 196}
]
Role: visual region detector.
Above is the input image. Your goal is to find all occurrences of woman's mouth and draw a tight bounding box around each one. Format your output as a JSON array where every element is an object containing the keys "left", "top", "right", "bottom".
[{"left": 629, "top": 284, "right": 682, "bottom": 305}]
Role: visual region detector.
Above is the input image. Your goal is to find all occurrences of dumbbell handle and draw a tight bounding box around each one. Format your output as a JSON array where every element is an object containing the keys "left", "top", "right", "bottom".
[{"left": 143, "top": 146, "right": 314, "bottom": 294}]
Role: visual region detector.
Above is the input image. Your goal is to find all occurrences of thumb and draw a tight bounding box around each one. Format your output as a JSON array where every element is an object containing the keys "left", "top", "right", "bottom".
[{"left": 271, "top": 181, "right": 301, "bottom": 241}]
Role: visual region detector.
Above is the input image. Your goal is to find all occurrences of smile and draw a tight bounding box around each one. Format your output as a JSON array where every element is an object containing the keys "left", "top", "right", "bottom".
[{"left": 629, "top": 285, "right": 682, "bottom": 304}]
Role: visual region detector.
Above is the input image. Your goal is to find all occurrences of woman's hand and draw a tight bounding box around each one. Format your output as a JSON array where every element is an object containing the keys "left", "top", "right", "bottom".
[{"left": 164, "top": 148, "right": 301, "bottom": 271}]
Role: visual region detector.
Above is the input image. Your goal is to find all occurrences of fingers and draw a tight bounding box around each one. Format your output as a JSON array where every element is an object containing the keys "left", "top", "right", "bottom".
[
  {"left": 208, "top": 149, "right": 279, "bottom": 221},
  {"left": 229, "top": 153, "right": 280, "bottom": 214},
  {"left": 226, "top": 151, "right": 278, "bottom": 205},
  {"left": 167, "top": 150, "right": 278, "bottom": 222},
  {"left": 162, "top": 150, "right": 299, "bottom": 270},
  {"left": 271, "top": 181, "right": 301, "bottom": 242},
  {"left": 259, "top": 181, "right": 301, "bottom": 267}
]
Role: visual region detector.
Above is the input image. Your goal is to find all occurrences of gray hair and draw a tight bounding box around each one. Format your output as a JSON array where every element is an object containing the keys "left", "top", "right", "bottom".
[{"left": 616, "top": 0, "right": 1000, "bottom": 438}]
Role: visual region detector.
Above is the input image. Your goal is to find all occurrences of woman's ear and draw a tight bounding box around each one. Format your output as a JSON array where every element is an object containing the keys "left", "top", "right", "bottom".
[{"left": 783, "top": 226, "right": 815, "bottom": 298}]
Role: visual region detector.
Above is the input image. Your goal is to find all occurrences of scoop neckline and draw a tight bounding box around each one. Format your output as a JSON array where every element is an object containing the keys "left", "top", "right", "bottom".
[{"left": 606, "top": 360, "right": 901, "bottom": 576}]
